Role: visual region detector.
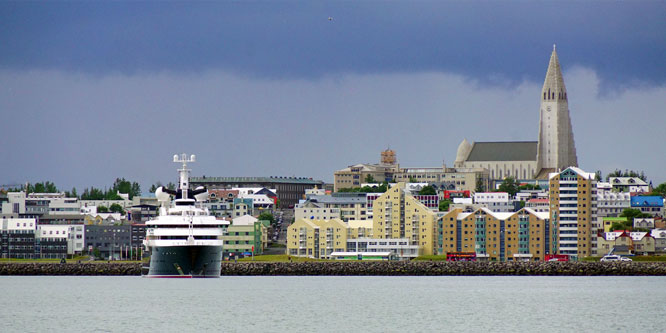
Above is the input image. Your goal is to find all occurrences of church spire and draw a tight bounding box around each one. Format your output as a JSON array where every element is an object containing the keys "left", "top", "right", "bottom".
[{"left": 542, "top": 44, "right": 567, "bottom": 101}]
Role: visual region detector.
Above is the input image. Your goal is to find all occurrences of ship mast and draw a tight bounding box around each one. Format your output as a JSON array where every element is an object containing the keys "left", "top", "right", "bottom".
[{"left": 173, "top": 153, "right": 196, "bottom": 200}]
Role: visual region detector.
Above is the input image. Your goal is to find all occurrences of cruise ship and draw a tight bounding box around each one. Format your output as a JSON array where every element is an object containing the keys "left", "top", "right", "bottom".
[{"left": 143, "top": 154, "right": 226, "bottom": 278}]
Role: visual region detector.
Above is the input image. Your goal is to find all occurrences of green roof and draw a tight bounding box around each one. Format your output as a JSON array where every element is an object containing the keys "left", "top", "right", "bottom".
[
  {"left": 466, "top": 141, "right": 537, "bottom": 162},
  {"left": 191, "top": 176, "right": 324, "bottom": 185},
  {"left": 602, "top": 217, "right": 628, "bottom": 221}
]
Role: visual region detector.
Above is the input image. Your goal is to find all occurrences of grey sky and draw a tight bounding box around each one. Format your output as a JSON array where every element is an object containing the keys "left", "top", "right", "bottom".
[{"left": 1, "top": 2, "right": 665, "bottom": 192}]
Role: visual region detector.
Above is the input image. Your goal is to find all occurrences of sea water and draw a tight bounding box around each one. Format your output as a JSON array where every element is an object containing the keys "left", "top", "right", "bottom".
[{"left": 1, "top": 276, "right": 664, "bottom": 332}]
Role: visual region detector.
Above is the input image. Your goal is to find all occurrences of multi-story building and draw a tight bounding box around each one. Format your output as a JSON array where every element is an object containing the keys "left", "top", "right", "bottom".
[
  {"left": 346, "top": 220, "right": 374, "bottom": 239},
  {"left": 299, "top": 194, "right": 368, "bottom": 222},
  {"left": 37, "top": 225, "right": 70, "bottom": 259},
  {"left": 608, "top": 177, "right": 650, "bottom": 193},
  {"left": 549, "top": 167, "right": 597, "bottom": 258},
  {"left": 204, "top": 189, "right": 238, "bottom": 218},
  {"left": 473, "top": 192, "right": 515, "bottom": 212},
  {"left": 596, "top": 231, "right": 655, "bottom": 256},
  {"left": 191, "top": 176, "right": 324, "bottom": 209},
  {"left": 596, "top": 191, "right": 630, "bottom": 217},
  {"left": 372, "top": 184, "right": 438, "bottom": 255},
  {"left": 630, "top": 196, "right": 664, "bottom": 217},
  {"left": 232, "top": 198, "right": 253, "bottom": 218},
  {"left": 222, "top": 218, "right": 265, "bottom": 259},
  {"left": 295, "top": 201, "right": 341, "bottom": 221},
  {"left": 286, "top": 218, "right": 348, "bottom": 258},
  {"left": 440, "top": 207, "right": 552, "bottom": 261},
  {"left": 1, "top": 217, "right": 37, "bottom": 259},
  {"left": 84, "top": 225, "right": 132, "bottom": 260},
  {"left": 39, "top": 214, "right": 85, "bottom": 225},
  {"left": 344, "top": 238, "right": 419, "bottom": 259},
  {"left": 526, "top": 199, "right": 549, "bottom": 213},
  {"left": 126, "top": 204, "right": 158, "bottom": 223}
]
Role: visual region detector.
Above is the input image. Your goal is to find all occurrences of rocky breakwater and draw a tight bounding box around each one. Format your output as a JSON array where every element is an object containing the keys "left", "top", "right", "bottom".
[
  {"left": 0, "top": 263, "right": 142, "bottom": 276},
  {"left": 2, "top": 261, "right": 666, "bottom": 276},
  {"left": 221, "top": 261, "right": 666, "bottom": 276}
]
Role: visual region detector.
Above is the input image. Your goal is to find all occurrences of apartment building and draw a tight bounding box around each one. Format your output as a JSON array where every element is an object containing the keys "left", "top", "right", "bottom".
[
  {"left": 1, "top": 217, "right": 37, "bottom": 259},
  {"left": 372, "top": 184, "right": 438, "bottom": 255},
  {"left": 440, "top": 207, "right": 552, "bottom": 261},
  {"left": 549, "top": 167, "right": 597, "bottom": 258},
  {"left": 287, "top": 218, "right": 348, "bottom": 259},
  {"left": 298, "top": 194, "right": 368, "bottom": 222}
]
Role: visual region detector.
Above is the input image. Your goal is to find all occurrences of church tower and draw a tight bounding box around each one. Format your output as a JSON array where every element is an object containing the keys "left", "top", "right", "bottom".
[{"left": 536, "top": 45, "right": 578, "bottom": 173}]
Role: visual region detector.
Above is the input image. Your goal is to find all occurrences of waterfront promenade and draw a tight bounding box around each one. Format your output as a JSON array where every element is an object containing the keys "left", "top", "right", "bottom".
[{"left": 2, "top": 261, "right": 666, "bottom": 276}]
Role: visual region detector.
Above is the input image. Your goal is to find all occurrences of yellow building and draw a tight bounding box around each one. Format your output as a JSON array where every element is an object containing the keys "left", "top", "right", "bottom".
[
  {"left": 286, "top": 218, "right": 348, "bottom": 259},
  {"left": 347, "top": 219, "right": 374, "bottom": 239},
  {"left": 440, "top": 208, "right": 552, "bottom": 261},
  {"left": 549, "top": 167, "right": 597, "bottom": 258},
  {"left": 372, "top": 183, "right": 438, "bottom": 255}
]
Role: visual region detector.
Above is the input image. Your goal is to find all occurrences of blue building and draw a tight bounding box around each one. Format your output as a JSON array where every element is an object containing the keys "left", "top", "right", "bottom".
[{"left": 630, "top": 196, "right": 664, "bottom": 217}]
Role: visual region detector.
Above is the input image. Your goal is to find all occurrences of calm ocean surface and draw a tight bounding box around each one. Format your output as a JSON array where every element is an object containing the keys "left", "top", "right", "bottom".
[{"left": 1, "top": 276, "right": 664, "bottom": 332}]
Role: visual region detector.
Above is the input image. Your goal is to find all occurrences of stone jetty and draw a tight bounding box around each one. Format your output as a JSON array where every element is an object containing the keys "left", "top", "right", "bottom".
[{"left": 2, "top": 261, "right": 666, "bottom": 276}]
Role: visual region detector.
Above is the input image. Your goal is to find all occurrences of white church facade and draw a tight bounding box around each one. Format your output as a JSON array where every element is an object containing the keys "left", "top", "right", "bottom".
[{"left": 454, "top": 46, "right": 578, "bottom": 180}]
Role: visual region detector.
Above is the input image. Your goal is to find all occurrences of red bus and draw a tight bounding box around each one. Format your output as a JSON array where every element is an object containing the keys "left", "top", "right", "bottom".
[
  {"left": 545, "top": 254, "right": 569, "bottom": 262},
  {"left": 446, "top": 252, "right": 476, "bottom": 261}
]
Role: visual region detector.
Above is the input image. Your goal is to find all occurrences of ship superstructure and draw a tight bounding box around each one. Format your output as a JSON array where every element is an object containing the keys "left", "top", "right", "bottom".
[{"left": 143, "top": 154, "right": 226, "bottom": 278}]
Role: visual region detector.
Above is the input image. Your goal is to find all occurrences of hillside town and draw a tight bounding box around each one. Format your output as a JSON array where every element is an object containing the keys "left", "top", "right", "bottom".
[{"left": 2, "top": 47, "right": 665, "bottom": 263}]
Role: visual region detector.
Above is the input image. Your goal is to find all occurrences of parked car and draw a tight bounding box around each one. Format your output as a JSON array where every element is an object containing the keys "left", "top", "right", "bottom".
[{"left": 600, "top": 255, "right": 631, "bottom": 262}]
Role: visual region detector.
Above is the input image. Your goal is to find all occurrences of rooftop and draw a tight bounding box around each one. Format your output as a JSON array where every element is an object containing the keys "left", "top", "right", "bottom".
[
  {"left": 466, "top": 141, "right": 537, "bottom": 162},
  {"left": 191, "top": 176, "right": 323, "bottom": 185}
]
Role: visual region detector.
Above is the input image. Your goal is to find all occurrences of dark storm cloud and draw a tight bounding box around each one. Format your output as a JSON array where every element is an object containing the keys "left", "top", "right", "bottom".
[{"left": 1, "top": 2, "right": 665, "bottom": 88}]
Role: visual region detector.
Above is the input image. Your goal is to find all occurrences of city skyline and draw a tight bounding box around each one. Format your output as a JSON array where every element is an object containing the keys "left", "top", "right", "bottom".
[{"left": 1, "top": 2, "right": 665, "bottom": 191}]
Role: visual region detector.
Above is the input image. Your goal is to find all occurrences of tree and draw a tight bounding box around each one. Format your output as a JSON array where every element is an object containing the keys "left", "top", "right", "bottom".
[
  {"left": 418, "top": 185, "right": 437, "bottom": 195},
  {"left": 606, "top": 169, "right": 647, "bottom": 181},
  {"left": 652, "top": 182, "right": 666, "bottom": 198},
  {"left": 408, "top": 176, "right": 417, "bottom": 183},
  {"left": 109, "top": 203, "right": 125, "bottom": 214},
  {"left": 97, "top": 205, "right": 109, "bottom": 213},
  {"left": 498, "top": 177, "right": 518, "bottom": 197},
  {"left": 27, "top": 181, "right": 59, "bottom": 194},
  {"left": 595, "top": 170, "right": 603, "bottom": 182},
  {"left": 610, "top": 220, "right": 632, "bottom": 231},
  {"left": 64, "top": 187, "right": 78, "bottom": 198},
  {"left": 92, "top": 247, "right": 101, "bottom": 260},
  {"left": 111, "top": 178, "right": 141, "bottom": 199},
  {"left": 258, "top": 211, "right": 275, "bottom": 225},
  {"left": 364, "top": 175, "right": 376, "bottom": 183},
  {"left": 438, "top": 200, "right": 451, "bottom": 212},
  {"left": 475, "top": 178, "right": 485, "bottom": 192},
  {"left": 337, "top": 182, "right": 389, "bottom": 193},
  {"left": 620, "top": 208, "right": 650, "bottom": 221}
]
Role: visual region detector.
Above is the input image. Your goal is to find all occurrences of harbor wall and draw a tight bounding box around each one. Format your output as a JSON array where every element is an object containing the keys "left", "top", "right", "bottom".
[{"left": 2, "top": 261, "right": 666, "bottom": 276}]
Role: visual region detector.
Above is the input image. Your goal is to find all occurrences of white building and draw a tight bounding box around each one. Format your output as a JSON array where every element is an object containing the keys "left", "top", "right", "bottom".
[
  {"left": 295, "top": 201, "right": 341, "bottom": 221},
  {"left": 608, "top": 177, "right": 649, "bottom": 193},
  {"left": 232, "top": 215, "right": 258, "bottom": 226},
  {"left": 344, "top": 237, "right": 419, "bottom": 259},
  {"left": 596, "top": 192, "right": 630, "bottom": 217},
  {"left": 473, "top": 192, "right": 514, "bottom": 212}
]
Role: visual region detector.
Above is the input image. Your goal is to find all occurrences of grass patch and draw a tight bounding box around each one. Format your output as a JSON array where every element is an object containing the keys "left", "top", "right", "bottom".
[
  {"left": 413, "top": 255, "right": 448, "bottom": 261},
  {"left": 268, "top": 243, "right": 286, "bottom": 248},
  {"left": 236, "top": 254, "right": 329, "bottom": 262}
]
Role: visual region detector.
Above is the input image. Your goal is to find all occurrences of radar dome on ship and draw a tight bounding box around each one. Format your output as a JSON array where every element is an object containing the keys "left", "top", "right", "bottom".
[
  {"left": 155, "top": 186, "right": 171, "bottom": 202},
  {"left": 193, "top": 186, "right": 208, "bottom": 202}
]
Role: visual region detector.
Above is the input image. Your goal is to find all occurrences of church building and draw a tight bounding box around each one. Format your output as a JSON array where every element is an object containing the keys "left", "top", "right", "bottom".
[{"left": 454, "top": 45, "right": 578, "bottom": 180}]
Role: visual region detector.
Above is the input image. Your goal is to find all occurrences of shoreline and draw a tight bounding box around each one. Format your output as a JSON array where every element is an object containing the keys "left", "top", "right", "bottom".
[{"left": 2, "top": 261, "right": 666, "bottom": 276}]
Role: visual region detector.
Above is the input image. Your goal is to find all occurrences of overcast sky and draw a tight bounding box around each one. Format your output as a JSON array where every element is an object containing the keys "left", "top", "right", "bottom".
[{"left": 1, "top": 2, "right": 665, "bottom": 192}]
